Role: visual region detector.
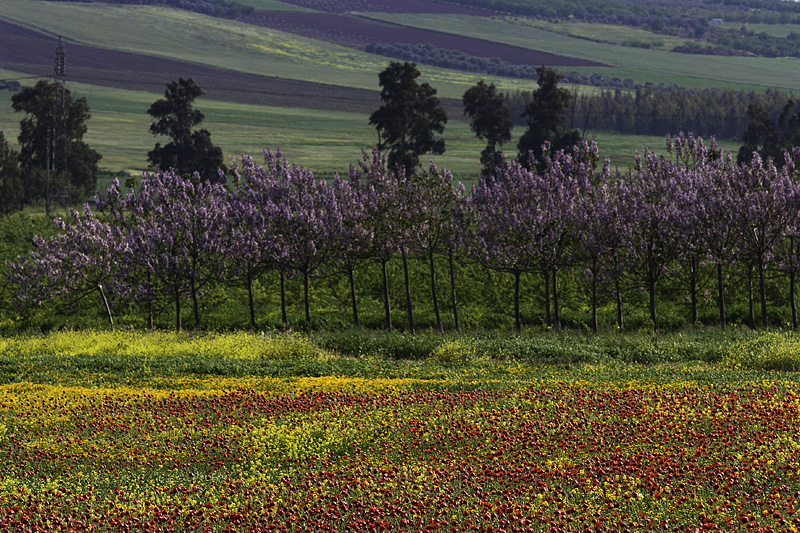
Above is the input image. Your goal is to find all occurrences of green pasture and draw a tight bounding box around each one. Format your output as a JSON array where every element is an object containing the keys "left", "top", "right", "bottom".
[
  {"left": 1, "top": 328, "right": 800, "bottom": 382},
  {"left": 0, "top": 75, "right": 742, "bottom": 191},
  {"left": 739, "top": 23, "right": 800, "bottom": 38},
  {"left": 518, "top": 19, "right": 683, "bottom": 51},
  {"left": 0, "top": 2, "right": 754, "bottom": 186},
  {"left": 361, "top": 13, "right": 800, "bottom": 91},
  {"left": 5, "top": 0, "right": 799, "bottom": 98}
]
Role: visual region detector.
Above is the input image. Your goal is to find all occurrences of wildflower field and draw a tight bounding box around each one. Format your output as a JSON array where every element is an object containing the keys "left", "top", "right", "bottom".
[{"left": 2, "top": 331, "right": 800, "bottom": 531}]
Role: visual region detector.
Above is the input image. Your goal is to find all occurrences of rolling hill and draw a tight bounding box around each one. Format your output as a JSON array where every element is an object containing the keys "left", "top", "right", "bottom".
[{"left": 0, "top": 0, "right": 796, "bottom": 184}]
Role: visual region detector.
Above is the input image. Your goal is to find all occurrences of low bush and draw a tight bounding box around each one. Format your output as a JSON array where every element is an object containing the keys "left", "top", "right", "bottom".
[
  {"left": 0, "top": 330, "right": 321, "bottom": 361},
  {"left": 723, "top": 330, "right": 800, "bottom": 371}
]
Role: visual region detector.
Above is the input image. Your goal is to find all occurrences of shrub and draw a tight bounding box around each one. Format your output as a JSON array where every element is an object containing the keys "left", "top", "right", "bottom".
[
  {"left": 722, "top": 331, "right": 800, "bottom": 371},
  {"left": 427, "top": 338, "right": 480, "bottom": 363},
  {"left": 0, "top": 330, "right": 321, "bottom": 361}
]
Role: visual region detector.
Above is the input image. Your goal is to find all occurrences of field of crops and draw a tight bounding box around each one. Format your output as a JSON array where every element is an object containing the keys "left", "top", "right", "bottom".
[
  {"left": 366, "top": 13, "right": 800, "bottom": 91},
  {"left": 1, "top": 330, "right": 800, "bottom": 531},
  {"left": 0, "top": 0, "right": 794, "bottom": 181},
  {"left": 0, "top": 0, "right": 540, "bottom": 99},
  {"left": 243, "top": 11, "right": 601, "bottom": 68}
]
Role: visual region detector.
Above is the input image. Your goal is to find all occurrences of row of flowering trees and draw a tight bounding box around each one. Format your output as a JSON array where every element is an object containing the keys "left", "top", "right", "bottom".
[{"left": 7, "top": 135, "right": 800, "bottom": 332}]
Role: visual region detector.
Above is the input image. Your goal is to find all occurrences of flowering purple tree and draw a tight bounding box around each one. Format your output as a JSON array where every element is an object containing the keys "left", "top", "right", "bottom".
[
  {"left": 266, "top": 151, "right": 342, "bottom": 328},
  {"left": 6, "top": 205, "right": 122, "bottom": 326},
  {"left": 619, "top": 146, "right": 683, "bottom": 333},
  {"left": 99, "top": 170, "right": 229, "bottom": 331},
  {"left": 466, "top": 160, "right": 536, "bottom": 332},
  {"left": 331, "top": 171, "right": 374, "bottom": 328},
  {"left": 772, "top": 149, "right": 800, "bottom": 328},
  {"left": 729, "top": 151, "right": 800, "bottom": 328},
  {"left": 688, "top": 137, "right": 739, "bottom": 329},
  {"left": 566, "top": 142, "right": 621, "bottom": 332},
  {"left": 665, "top": 134, "right": 722, "bottom": 326},
  {"left": 399, "top": 162, "right": 466, "bottom": 333},
  {"left": 470, "top": 148, "right": 579, "bottom": 330},
  {"left": 353, "top": 149, "right": 400, "bottom": 331},
  {"left": 446, "top": 190, "right": 468, "bottom": 333},
  {"left": 225, "top": 153, "right": 286, "bottom": 329},
  {"left": 389, "top": 169, "right": 419, "bottom": 335},
  {"left": 534, "top": 145, "right": 587, "bottom": 329}
]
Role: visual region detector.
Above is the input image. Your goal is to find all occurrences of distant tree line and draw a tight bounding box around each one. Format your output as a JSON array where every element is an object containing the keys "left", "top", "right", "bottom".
[
  {"left": 367, "top": 42, "right": 542, "bottom": 80},
  {"left": 703, "top": 27, "right": 800, "bottom": 58},
  {"left": 366, "top": 42, "right": 636, "bottom": 89},
  {"left": 504, "top": 86, "right": 796, "bottom": 141},
  {"left": 435, "top": 0, "right": 800, "bottom": 26},
  {"left": 41, "top": 0, "right": 253, "bottom": 18},
  {"left": 0, "top": 81, "right": 21, "bottom": 92},
  {"left": 431, "top": 0, "right": 800, "bottom": 58}
]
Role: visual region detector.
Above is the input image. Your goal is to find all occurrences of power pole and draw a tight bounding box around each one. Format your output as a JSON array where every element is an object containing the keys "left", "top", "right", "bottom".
[{"left": 47, "top": 37, "right": 67, "bottom": 216}]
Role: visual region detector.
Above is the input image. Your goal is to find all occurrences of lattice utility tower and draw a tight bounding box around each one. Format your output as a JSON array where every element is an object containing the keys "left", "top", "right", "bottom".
[{"left": 47, "top": 37, "right": 70, "bottom": 216}]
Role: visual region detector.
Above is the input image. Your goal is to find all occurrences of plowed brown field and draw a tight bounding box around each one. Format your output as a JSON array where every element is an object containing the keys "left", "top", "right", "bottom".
[
  {"left": 275, "top": 0, "right": 488, "bottom": 14},
  {"left": 242, "top": 12, "right": 604, "bottom": 67}
]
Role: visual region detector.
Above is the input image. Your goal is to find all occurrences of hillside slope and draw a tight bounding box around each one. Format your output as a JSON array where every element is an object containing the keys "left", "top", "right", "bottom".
[{"left": 0, "top": 19, "right": 382, "bottom": 113}]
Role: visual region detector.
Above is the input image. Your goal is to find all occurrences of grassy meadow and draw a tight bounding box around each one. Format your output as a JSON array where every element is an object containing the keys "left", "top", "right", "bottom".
[{"left": 1, "top": 329, "right": 800, "bottom": 530}]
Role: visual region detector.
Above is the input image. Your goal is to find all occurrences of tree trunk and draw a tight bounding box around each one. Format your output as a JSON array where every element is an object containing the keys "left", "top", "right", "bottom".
[
  {"left": 382, "top": 257, "right": 392, "bottom": 331},
  {"left": 552, "top": 267, "right": 561, "bottom": 330},
  {"left": 615, "top": 277, "right": 623, "bottom": 331},
  {"left": 147, "top": 272, "right": 154, "bottom": 330},
  {"left": 543, "top": 269, "right": 552, "bottom": 327},
  {"left": 448, "top": 248, "right": 460, "bottom": 333},
  {"left": 591, "top": 268, "right": 598, "bottom": 334},
  {"left": 247, "top": 277, "right": 256, "bottom": 330},
  {"left": 647, "top": 269, "right": 658, "bottom": 333},
  {"left": 791, "top": 270, "right": 798, "bottom": 329},
  {"left": 717, "top": 262, "right": 726, "bottom": 330},
  {"left": 747, "top": 266, "right": 755, "bottom": 329},
  {"left": 429, "top": 249, "right": 442, "bottom": 333},
  {"left": 401, "top": 247, "right": 415, "bottom": 334},
  {"left": 280, "top": 271, "right": 287, "bottom": 329},
  {"left": 175, "top": 288, "right": 182, "bottom": 332},
  {"left": 348, "top": 266, "right": 359, "bottom": 328},
  {"left": 758, "top": 254, "right": 768, "bottom": 329},
  {"left": 689, "top": 257, "right": 698, "bottom": 325},
  {"left": 191, "top": 278, "right": 200, "bottom": 329},
  {"left": 97, "top": 284, "right": 113, "bottom": 329},
  {"left": 513, "top": 270, "right": 521, "bottom": 332},
  {"left": 303, "top": 270, "right": 311, "bottom": 327}
]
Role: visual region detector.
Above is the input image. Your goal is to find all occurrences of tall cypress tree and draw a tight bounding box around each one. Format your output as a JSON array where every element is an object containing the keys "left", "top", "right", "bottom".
[
  {"left": 147, "top": 78, "right": 225, "bottom": 181},
  {"left": 463, "top": 80, "right": 513, "bottom": 178},
  {"left": 11, "top": 80, "right": 101, "bottom": 204},
  {"left": 517, "top": 66, "right": 580, "bottom": 169},
  {"left": 369, "top": 62, "right": 448, "bottom": 175}
]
